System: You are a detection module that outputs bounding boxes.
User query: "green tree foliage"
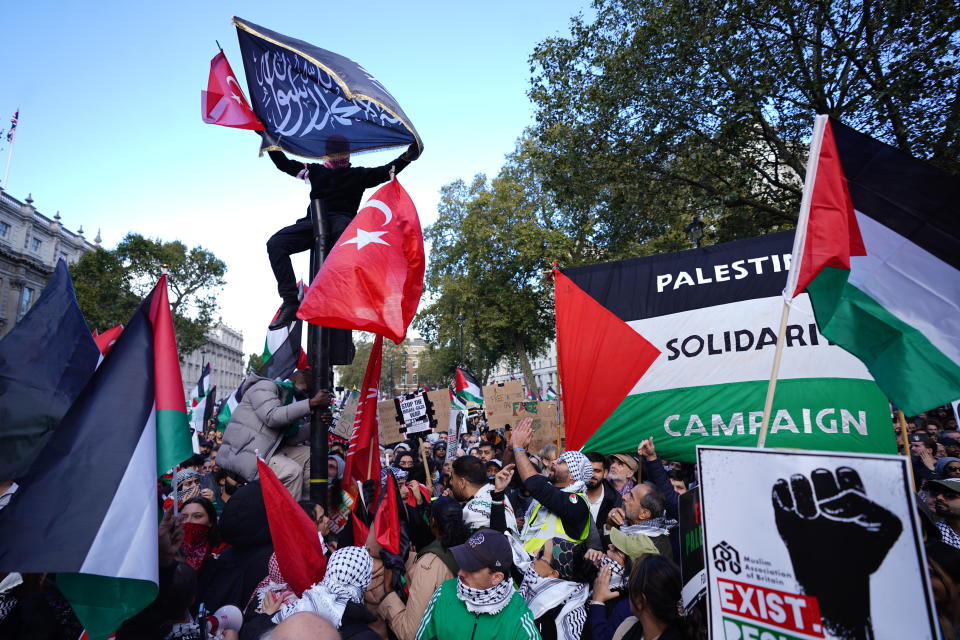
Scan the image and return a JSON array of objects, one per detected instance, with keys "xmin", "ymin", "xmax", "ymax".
[
  {"xmin": 415, "ymin": 143, "xmax": 564, "ymax": 389},
  {"xmin": 529, "ymin": 0, "xmax": 960, "ymax": 244},
  {"xmin": 335, "ymin": 335, "xmax": 419, "ymax": 396},
  {"xmin": 246, "ymin": 352, "xmax": 265, "ymax": 374},
  {"xmin": 71, "ymin": 233, "xmax": 227, "ymax": 357}
]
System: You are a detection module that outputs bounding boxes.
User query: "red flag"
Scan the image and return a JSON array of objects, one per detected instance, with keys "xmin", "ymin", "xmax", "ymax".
[
  {"xmin": 374, "ymin": 471, "xmax": 402, "ymax": 554},
  {"xmin": 297, "ymin": 179, "xmax": 425, "ymax": 344},
  {"xmin": 554, "ymin": 269, "xmax": 661, "ymax": 450},
  {"xmin": 92, "ymin": 324, "xmax": 123, "ymax": 356},
  {"xmin": 201, "ymin": 51, "xmax": 264, "ymax": 130},
  {"xmin": 343, "ymin": 335, "xmax": 383, "ymax": 487},
  {"xmin": 257, "ymin": 458, "xmax": 327, "ymax": 596}
]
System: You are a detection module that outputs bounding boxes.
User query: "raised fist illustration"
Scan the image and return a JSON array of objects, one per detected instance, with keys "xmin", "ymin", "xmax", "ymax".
[{"xmin": 772, "ymin": 467, "xmax": 902, "ymax": 640}]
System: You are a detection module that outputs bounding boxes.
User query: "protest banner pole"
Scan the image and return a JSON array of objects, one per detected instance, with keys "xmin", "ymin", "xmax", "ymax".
[
  {"xmin": 896, "ymin": 409, "xmax": 916, "ymax": 490},
  {"xmin": 758, "ymin": 117, "xmax": 827, "ymax": 449},
  {"xmin": 420, "ymin": 435, "xmax": 433, "ymax": 494},
  {"xmin": 757, "ymin": 302, "xmax": 791, "ymax": 448},
  {"xmin": 308, "ymin": 198, "xmax": 331, "ymax": 506},
  {"xmin": 171, "ymin": 464, "xmax": 179, "ymax": 517}
]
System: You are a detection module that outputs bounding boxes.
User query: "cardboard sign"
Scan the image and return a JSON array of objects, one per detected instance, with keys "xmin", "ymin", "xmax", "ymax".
[
  {"xmin": 527, "ymin": 401, "xmax": 563, "ymax": 454},
  {"xmin": 378, "ymin": 400, "xmax": 404, "ymax": 445},
  {"xmin": 395, "ymin": 390, "xmax": 432, "ymax": 435},
  {"xmin": 484, "ymin": 380, "xmax": 525, "ymax": 429},
  {"xmin": 698, "ymin": 446, "xmax": 939, "ymax": 640},
  {"xmin": 331, "ymin": 390, "xmax": 360, "ymax": 440},
  {"xmin": 426, "ymin": 389, "xmax": 451, "ymax": 433}
]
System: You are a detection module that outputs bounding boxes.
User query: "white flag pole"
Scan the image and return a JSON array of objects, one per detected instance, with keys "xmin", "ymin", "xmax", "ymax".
[
  {"xmin": 757, "ymin": 115, "xmax": 829, "ymax": 448},
  {"xmin": 1, "ymin": 108, "xmax": 18, "ymax": 187}
]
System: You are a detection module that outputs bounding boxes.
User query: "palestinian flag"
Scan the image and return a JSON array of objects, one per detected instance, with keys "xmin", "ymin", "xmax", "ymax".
[
  {"xmin": 556, "ymin": 233, "xmax": 894, "ymax": 461},
  {"xmin": 190, "ymin": 362, "xmax": 211, "ymax": 406},
  {"xmin": 0, "ymin": 275, "xmax": 192, "ymax": 639},
  {"xmin": 544, "ymin": 386, "xmax": 558, "ymax": 401},
  {"xmin": 786, "ymin": 116, "xmax": 960, "ymax": 415},
  {"xmin": 450, "ymin": 386, "xmax": 467, "ymax": 412},
  {"xmin": 455, "ymin": 367, "xmax": 483, "ymax": 404},
  {"xmin": 189, "ymin": 363, "xmax": 212, "ymax": 435},
  {"xmin": 261, "ymin": 286, "xmax": 307, "ymax": 381},
  {"xmin": 217, "ymin": 385, "xmax": 242, "ymax": 432}
]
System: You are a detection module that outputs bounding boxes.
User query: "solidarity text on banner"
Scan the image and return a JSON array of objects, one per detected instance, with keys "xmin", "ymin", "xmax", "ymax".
[
  {"xmin": 561, "ymin": 231, "xmax": 895, "ymax": 461},
  {"xmin": 698, "ymin": 446, "xmax": 938, "ymax": 640}
]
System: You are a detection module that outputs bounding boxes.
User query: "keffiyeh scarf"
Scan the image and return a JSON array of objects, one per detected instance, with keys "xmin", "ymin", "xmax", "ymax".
[
  {"xmin": 249, "ymin": 553, "xmax": 297, "ymax": 613},
  {"xmin": 557, "ymin": 450, "xmax": 591, "ymax": 494},
  {"xmin": 509, "ymin": 534, "xmax": 589, "ymax": 640},
  {"xmin": 274, "ymin": 546, "xmax": 372, "ymax": 628},
  {"xmin": 464, "ymin": 484, "xmax": 519, "ymax": 534},
  {"xmin": 456, "ymin": 576, "xmax": 515, "ymax": 615},
  {"xmin": 599, "ymin": 556, "xmax": 627, "ymax": 590},
  {"xmin": 622, "ymin": 514, "xmax": 678, "ymax": 538}
]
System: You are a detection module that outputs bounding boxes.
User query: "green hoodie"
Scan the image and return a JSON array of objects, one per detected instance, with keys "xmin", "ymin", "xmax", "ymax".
[{"xmin": 415, "ymin": 579, "xmax": 541, "ymax": 640}]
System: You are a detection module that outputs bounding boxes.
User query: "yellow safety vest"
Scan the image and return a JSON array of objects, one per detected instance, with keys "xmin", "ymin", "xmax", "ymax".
[{"xmin": 521, "ymin": 492, "xmax": 591, "ymax": 554}]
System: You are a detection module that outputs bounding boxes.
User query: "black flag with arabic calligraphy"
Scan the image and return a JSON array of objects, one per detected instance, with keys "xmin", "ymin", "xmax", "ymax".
[{"xmin": 233, "ymin": 16, "xmax": 422, "ymax": 160}]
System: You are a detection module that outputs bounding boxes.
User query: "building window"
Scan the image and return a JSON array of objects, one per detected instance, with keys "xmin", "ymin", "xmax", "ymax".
[
  {"xmin": 30, "ymin": 237, "xmax": 41, "ymax": 252},
  {"xmin": 59, "ymin": 251, "xmax": 69, "ymax": 264},
  {"xmin": 0, "ymin": 221, "xmax": 9, "ymax": 239},
  {"xmin": 18, "ymin": 287, "xmax": 34, "ymax": 319},
  {"xmin": 412, "ymin": 359, "xmax": 418, "ymax": 369}
]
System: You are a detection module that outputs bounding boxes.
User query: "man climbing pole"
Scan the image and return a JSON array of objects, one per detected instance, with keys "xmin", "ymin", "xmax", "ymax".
[{"xmin": 260, "ymin": 132, "xmax": 421, "ymax": 361}]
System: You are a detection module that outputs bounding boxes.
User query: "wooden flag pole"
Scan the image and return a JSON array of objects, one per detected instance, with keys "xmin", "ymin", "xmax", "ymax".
[
  {"xmin": 757, "ymin": 301, "xmax": 791, "ymax": 448},
  {"xmin": 897, "ymin": 409, "xmax": 916, "ymax": 491},
  {"xmin": 420, "ymin": 438, "xmax": 434, "ymax": 494}
]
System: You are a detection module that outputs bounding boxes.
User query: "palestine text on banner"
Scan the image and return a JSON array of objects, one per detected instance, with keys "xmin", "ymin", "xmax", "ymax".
[
  {"xmin": 233, "ymin": 17, "xmax": 421, "ymax": 160},
  {"xmin": 785, "ymin": 116, "xmax": 960, "ymax": 416},
  {"xmin": 559, "ymin": 232, "xmax": 895, "ymax": 461},
  {"xmin": 698, "ymin": 446, "xmax": 938, "ymax": 640},
  {"xmin": 0, "ymin": 274, "xmax": 192, "ymax": 639}
]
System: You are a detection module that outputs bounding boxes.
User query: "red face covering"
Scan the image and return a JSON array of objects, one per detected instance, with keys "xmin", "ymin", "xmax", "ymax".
[{"xmin": 180, "ymin": 521, "xmax": 212, "ymax": 571}]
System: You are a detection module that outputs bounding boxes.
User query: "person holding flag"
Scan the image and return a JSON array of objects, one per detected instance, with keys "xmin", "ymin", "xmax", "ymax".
[{"xmin": 261, "ymin": 133, "xmax": 422, "ymax": 336}]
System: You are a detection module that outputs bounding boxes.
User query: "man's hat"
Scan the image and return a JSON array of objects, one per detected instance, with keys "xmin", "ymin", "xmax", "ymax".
[
  {"xmin": 609, "ymin": 453, "xmax": 639, "ymax": 473},
  {"xmin": 450, "ymin": 528, "xmax": 512, "ymax": 573},
  {"xmin": 925, "ymin": 478, "xmax": 960, "ymax": 494},
  {"xmin": 909, "ymin": 434, "xmax": 934, "ymax": 447},
  {"xmin": 609, "ymin": 527, "xmax": 659, "ymax": 560}
]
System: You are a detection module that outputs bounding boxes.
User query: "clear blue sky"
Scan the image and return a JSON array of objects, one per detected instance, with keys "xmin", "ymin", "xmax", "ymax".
[{"xmin": 1, "ymin": 1, "xmax": 591, "ymax": 355}]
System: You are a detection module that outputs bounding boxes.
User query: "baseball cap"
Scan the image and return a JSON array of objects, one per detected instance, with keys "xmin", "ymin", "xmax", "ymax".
[
  {"xmin": 609, "ymin": 527, "xmax": 659, "ymax": 559},
  {"xmin": 450, "ymin": 528, "xmax": 513, "ymax": 573},
  {"xmin": 909, "ymin": 434, "xmax": 934, "ymax": 447},
  {"xmin": 925, "ymin": 478, "xmax": 960, "ymax": 494},
  {"xmin": 609, "ymin": 453, "xmax": 639, "ymax": 473}
]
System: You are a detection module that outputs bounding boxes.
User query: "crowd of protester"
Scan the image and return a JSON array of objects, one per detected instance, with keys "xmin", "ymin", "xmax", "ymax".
[{"xmin": 1, "ymin": 390, "xmax": 959, "ymax": 640}]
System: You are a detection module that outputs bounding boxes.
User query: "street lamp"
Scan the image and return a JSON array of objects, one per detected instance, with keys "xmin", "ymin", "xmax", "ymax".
[
  {"xmin": 456, "ymin": 314, "xmax": 465, "ymax": 365},
  {"xmin": 402, "ymin": 348, "xmax": 409, "ymax": 393},
  {"xmin": 685, "ymin": 214, "xmax": 705, "ymax": 248}
]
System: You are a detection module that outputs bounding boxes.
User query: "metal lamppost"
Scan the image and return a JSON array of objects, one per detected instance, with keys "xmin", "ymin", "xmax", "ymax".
[
  {"xmin": 388, "ymin": 354, "xmax": 396, "ymax": 397},
  {"xmin": 456, "ymin": 314, "xmax": 465, "ymax": 365},
  {"xmin": 685, "ymin": 214, "xmax": 706, "ymax": 248},
  {"xmin": 402, "ymin": 348, "xmax": 409, "ymax": 393}
]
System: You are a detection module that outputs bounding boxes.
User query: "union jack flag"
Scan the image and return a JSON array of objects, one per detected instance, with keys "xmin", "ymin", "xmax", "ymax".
[{"xmin": 6, "ymin": 109, "xmax": 18, "ymax": 143}]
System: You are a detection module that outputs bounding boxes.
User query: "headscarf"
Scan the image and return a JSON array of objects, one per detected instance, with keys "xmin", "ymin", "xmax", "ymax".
[
  {"xmin": 557, "ymin": 450, "xmax": 591, "ymax": 494},
  {"xmin": 174, "ymin": 468, "xmax": 201, "ymax": 503},
  {"xmin": 329, "ymin": 455, "xmax": 345, "ymax": 480},
  {"xmin": 511, "ymin": 535, "xmax": 589, "ymax": 640},
  {"xmin": 248, "ymin": 552, "xmax": 298, "ymax": 613},
  {"xmin": 273, "ymin": 546, "xmax": 373, "ymax": 627}
]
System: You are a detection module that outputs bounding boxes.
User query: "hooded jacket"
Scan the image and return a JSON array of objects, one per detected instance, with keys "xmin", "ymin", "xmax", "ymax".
[
  {"xmin": 198, "ymin": 482, "xmax": 273, "ymax": 612},
  {"xmin": 218, "ymin": 374, "xmax": 312, "ymax": 482}
]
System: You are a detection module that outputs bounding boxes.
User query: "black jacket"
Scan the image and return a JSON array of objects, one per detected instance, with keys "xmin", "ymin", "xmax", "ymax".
[
  {"xmin": 268, "ymin": 150, "xmax": 410, "ymax": 214},
  {"xmin": 198, "ymin": 482, "xmax": 273, "ymax": 613},
  {"xmin": 523, "ymin": 474, "xmax": 591, "ymax": 542},
  {"xmin": 591, "ymin": 480, "xmax": 623, "ymax": 546}
]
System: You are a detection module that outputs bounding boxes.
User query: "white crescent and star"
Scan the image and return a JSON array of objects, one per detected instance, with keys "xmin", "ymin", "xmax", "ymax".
[{"xmin": 339, "ymin": 200, "xmax": 394, "ymax": 250}]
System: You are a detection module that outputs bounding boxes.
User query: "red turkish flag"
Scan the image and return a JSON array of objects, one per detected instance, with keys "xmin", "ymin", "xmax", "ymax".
[
  {"xmin": 201, "ymin": 51, "xmax": 264, "ymax": 130},
  {"xmin": 297, "ymin": 179, "xmax": 425, "ymax": 343},
  {"xmin": 343, "ymin": 334, "xmax": 383, "ymax": 487},
  {"xmin": 92, "ymin": 324, "xmax": 123, "ymax": 356}
]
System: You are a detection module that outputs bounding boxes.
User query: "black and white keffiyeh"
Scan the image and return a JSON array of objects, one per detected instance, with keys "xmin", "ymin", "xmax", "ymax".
[
  {"xmin": 273, "ymin": 546, "xmax": 373, "ymax": 627},
  {"xmin": 557, "ymin": 450, "xmax": 591, "ymax": 494},
  {"xmin": 464, "ymin": 484, "xmax": 519, "ymax": 534},
  {"xmin": 599, "ymin": 556, "xmax": 627, "ymax": 590},
  {"xmin": 456, "ymin": 576, "xmax": 515, "ymax": 615}
]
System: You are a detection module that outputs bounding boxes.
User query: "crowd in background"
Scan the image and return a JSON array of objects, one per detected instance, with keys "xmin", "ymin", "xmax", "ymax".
[{"xmin": 1, "ymin": 386, "xmax": 959, "ymax": 640}]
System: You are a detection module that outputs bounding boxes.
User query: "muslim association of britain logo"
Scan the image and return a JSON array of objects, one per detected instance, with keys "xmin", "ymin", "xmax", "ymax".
[
  {"xmin": 468, "ymin": 532, "xmax": 485, "ymax": 548},
  {"xmin": 711, "ymin": 541, "xmax": 742, "ymax": 574}
]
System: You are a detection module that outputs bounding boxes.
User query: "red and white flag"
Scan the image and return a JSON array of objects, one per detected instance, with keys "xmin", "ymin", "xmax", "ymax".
[
  {"xmin": 297, "ymin": 179, "xmax": 425, "ymax": 344},
  {"xmin": 200, "ymin": 51, "xmax": 264, "ymax": 130},
  {"xmin": 343, "ymin": 335, "xmax": 383, "ymax": 487}
]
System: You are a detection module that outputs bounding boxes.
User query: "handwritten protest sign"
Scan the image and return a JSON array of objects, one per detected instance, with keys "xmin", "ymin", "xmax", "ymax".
[
  {"xmin": 331, "ymin": 390, "xmax": 360, "ymax": 440},
  {"xmin": 378, "ymin": 400, "xmax": 404, "ymax": 445},
  {"xmin": 426, "ymin": 389, "xmax": 451, "ymax": 432},
  {"xmin": 527, "ymin": 401, "xmax": 563, "ymax": 453},
  {"xmin": 484, "ymin": 380, "xmax": 525, "ymax": 429},
  {"xmin": 395, "ymin": 390, "xmax": 432, "ymax": 435}
]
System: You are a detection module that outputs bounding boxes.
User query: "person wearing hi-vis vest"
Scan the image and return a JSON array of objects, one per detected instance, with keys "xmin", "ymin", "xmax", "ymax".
[{"xmin": 509, "ymin": 418, "xmax": 595, "ymax": 554}]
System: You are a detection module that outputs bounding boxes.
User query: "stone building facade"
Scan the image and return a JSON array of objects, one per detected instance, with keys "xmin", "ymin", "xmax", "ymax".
[
  {"xmin": 180, "ymin": 323, "xmax": 245, "ymax": 400},
  {"xmin": 0, "ymin": 188, "xmax": 98, "ymax": 339}
]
